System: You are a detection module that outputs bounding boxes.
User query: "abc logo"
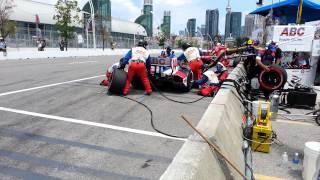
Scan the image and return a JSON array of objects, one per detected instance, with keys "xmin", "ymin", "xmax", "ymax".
[{"xmin": 280, "ymin": 27, "xmax": 305, "ymax": 36}]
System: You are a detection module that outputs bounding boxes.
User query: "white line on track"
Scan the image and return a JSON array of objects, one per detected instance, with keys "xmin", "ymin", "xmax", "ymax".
[
  {"xmin": 0, "ymin": 75, "xmax": 105, "ymax": 97},
  {"xmin": 69, "ymin": 61, "xmax": 98, "ymax": 65},
  {"xmin": 0, "ymin": 106, "xmax": 186, "ymax": 141}
]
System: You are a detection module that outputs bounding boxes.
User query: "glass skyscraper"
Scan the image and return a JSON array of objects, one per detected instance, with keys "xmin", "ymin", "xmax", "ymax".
[
  {"xmin": 205, "ymin": 9, "xmax": 219, "ymax": 39},
  {"xmin": 83, "ymin": 0, "xmax": 112, "ymax": 34},
  {"xmin": 187, "ymin": 18, "xmax": 196, "ymax": 37},
  {"xmin": 161, "ymin": 11, "xmax": 171, "ymax": 38},
  {"xmin": 225, "ymin": 12, "xmax": 242, "ymax": 38},
  {"xmin": 135, "ymin": 0, "xmax": 153, "ymax": 37}
]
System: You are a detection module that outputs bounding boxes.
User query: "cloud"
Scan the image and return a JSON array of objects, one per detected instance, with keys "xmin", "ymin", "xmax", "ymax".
[{"xmin": 111, "ymin": 0, "xmax": 141, "ymax": 20}]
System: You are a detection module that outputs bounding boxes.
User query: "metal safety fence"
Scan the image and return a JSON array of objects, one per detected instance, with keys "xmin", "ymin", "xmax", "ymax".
[{"xmin": 4, "ymin": 27, "xmax": 161, "ymax": 49}]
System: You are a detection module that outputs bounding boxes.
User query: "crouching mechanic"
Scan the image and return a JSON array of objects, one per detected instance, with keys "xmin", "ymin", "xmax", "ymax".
[
  {"xmin": 178, "ymin": 43, "xmax": 203, "ymax": 80},
  {"xmin": 100, "ymin": 62, "xmax": 120, "ymax": 86},
  {"xmin": 120, "ymin": 40, "xmax": 152, "ymax": 96},
  {"xmin": 255, "ymin": 41, "xmax": 282, "ymax": 73},
  {"xmin": 194, "ymin": 62, "xmax": 228, "ymax": 97}
]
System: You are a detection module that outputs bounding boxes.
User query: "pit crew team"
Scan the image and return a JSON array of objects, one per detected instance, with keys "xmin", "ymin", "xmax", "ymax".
[{"xmin": 100, "ymin": 39, "xmax": 282, "ymax": 97}]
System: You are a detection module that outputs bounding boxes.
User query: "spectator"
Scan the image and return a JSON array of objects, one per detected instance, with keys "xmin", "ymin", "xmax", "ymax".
[
  {"xmin": 59, "ymin": 39, "xmax": 65, "ymax": 51},
  {"xmin": 0, "ymin": 37, "xmax": 7, "ymax": 56},
  {"xmin": 37, "ymin": 39, "xmax": 46, "ymax": 51}
]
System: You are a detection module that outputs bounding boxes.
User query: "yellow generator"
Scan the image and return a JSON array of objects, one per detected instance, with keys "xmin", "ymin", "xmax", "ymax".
[{"xmin": 252, "ymin": 101, "xmax": 273, "ymax": 153}]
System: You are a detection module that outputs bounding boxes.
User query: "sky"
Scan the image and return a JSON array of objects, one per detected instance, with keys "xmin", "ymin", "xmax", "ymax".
[{"xmin": 33, "ymin": 0, "xmax": 320, "ymax": 35}]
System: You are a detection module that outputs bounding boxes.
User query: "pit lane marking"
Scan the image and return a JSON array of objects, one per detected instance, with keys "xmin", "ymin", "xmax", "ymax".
[
  {"xmin": 0, "ymin": 106, "xmax": 186, "ymax": 141},
  {"xmin": 0, "ymin": 75, "xmax": 105, "ymax": 97}
]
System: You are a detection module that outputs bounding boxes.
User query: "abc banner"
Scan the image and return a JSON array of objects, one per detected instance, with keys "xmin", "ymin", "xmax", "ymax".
[{"xmin": 272, "ymin": 25, "xmax": 315, "ymax": 52}]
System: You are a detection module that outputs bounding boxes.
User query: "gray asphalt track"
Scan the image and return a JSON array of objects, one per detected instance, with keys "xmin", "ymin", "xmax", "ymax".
[{"xmin": 0, "ymin": 56, "xmax": 212, "ymax": 179}]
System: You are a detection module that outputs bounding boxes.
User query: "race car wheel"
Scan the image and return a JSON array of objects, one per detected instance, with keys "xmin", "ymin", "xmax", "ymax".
[
  {"xmin": 182, "ymin": 70, "xmax": 193, "ymax": 92},
  {"xmin": 259, "ymin": 65, "xmax": 287, "ymax": 92},
  {"xmin": 108, "ymin": 69, "xmax": 127, "ymax": 95}
]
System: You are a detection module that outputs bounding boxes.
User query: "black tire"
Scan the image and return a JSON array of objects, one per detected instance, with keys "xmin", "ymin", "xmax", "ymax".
[
  {"xmin": 316, "ymin": 115, "xmax": 320, "ymax": 126},
  {"xmin": 259, "ymin": 65, "xmax": 287, "ymax": 92},
  {"xmin": 182, "ymin": 70, "xmax": 193, "ymax": 92},
  {"xmin": 108, "ymin": 69, "xmax": 127, "ymax": 95}
]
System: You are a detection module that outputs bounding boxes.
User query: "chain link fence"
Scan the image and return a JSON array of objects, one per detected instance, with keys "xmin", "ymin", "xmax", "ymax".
[{"xmin": 5, "ymin": 27, "xmax": 161, "ymax": 49}]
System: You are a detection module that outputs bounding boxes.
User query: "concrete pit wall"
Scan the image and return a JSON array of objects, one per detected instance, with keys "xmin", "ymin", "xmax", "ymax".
[{"xmin": 160, "ymin": 64, "xmax": 247, "ymax": 180}]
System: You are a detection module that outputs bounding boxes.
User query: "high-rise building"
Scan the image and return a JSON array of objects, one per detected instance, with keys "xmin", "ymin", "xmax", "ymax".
[
  {"xmin": 179, "ymin": 30, "xmax": 185, "ymax": 36},
  {"xmin": 225, "ymin": 0, "xmax": 232, "ymax": 38},
  {"xmin": 135, "ymin": 0, "xmax": 153, "ymax": 37},
  {"xmin": 201, "ymin": 25, "xmax": 206, "ymax": 35},
  {"xmin": 230, "ymin": 12, "xmax": 242, "ymax": 38},
  {"xmin": 205, "ymin": 9, "xmax": 219, "ymax": 39},
  {"xmin": 83, "ymin": 0, "xmax": 112, "ymax": 35},
  {"xmin": 187, "ymin": 18, "xmax": 196, "ymax": 37},
  {"xmin": 244, "ymin": 14, "xmax": 255, "ymax": 37},
  {"xmin": 160, "ymin": 11, "xmax": 171, "ymax": 38},
  {"xmin": 241, "ymin": 26, "xmax": 245, "ymax": 37},
  {"xmin": 224, "ymin": 0, "xmax": 242, "ymax": 39}
]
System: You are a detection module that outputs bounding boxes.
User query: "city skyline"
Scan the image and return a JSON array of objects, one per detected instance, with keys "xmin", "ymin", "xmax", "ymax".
[{"xmin": 29, "ymin": 0, "xmax": 320, "ymax": 35}]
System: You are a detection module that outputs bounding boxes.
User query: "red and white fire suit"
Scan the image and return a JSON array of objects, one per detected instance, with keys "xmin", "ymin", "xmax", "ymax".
[
  {"xmin": 195, "ymin": 62, "xmax": 229, "ymax": 97},
  {"xmin": 212, "ymin": 45, "xmax": 230, "ymax": 67},
  {"xmin": 100, "ymin": 62, "xmax": 119, "ymax": 86},
  {"xmin": 182, "ymin": 47, "xmax": 204, "ymax": 81},
  {"xmin": 123, "ymin": 47, "xmax": 152, "ymax": 95}
]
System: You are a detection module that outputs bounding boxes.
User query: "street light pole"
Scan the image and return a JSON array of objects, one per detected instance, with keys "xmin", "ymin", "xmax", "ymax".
[
  {"xmin": 206, "ymin": 34, "xmax": 214, "ymax": 49},
  {"xmin": 197, "ymin": 27, "xmax": 204, "ymax": 49},
  {"xmin": 134, "ymin": 33, "xmax": 135, "ymax": 46},
  {"xmin": 83, "ymin": 11, "xmax": 92, "ymax": 48},
  {"xmin": 89, "ymin": 0, "xmax": 96, "ymax": 49}
]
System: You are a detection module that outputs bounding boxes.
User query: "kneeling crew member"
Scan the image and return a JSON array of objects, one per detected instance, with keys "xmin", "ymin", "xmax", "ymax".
[
  {"xmin": 178, "ymin": 43, "xmax": 203, "ymax": 80},
  {"xmin": 194, "ymin": 62, "xmax": 228, "ymax": 97},
  {"xmin": 100, "ymin": 62, "xmax": 120, "ymax": 86},
  {"xmin": 120, "ymin": 40, "xmax": 152, "ymax": 96}
]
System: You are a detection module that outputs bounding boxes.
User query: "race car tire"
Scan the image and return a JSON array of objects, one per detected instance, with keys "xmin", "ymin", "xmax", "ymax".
[
  {"xmin": 259, "ymin": 65, "xmax": 287, "ymax": 92},
  {"xmin": 108, "ymin": 69, "xmax": 127, "ymax": 94},
  {"xmin": 182, "ymin": 69, "xmax": 193, "ymax": 92}
]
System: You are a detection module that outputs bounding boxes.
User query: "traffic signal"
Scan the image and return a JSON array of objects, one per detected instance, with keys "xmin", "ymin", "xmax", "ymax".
[{"xmin": 256, "ymin": 0, "xmax": 263, "ymax": 5}]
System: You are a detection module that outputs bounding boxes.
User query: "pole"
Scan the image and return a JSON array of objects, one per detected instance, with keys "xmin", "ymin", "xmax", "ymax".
[
  {"xmin": 181, "ymin": 115, "xmax": 248, "ymax": 180},
  {"xmin": 134, "ymin": 33, "xmax": 136, "ymax": 46},
  {"xmin": 296, "ymin": 0, "xmax": 304, "ymax": 24},
  {"xmin": 197, "ymin": 27, "xmax": 204, "ymax": 49},
  {"xmin": 89, "ymin": 0, "xmax": 96, "ymax": 49},
  {"xmin": 207, "ymin": 34, "xmax": 214, "ymax": 49}
]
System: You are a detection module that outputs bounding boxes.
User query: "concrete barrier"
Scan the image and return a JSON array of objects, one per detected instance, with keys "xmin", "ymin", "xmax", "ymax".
[
  {"xmin": 0, "ymin": 48, "xmax": 183, "ymax": 60},
  {"xmin": 160, "ymin": 64, "xmax": 247, "ymax": 180}
]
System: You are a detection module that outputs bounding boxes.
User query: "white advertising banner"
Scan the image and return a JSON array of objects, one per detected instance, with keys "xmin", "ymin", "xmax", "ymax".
[{"xmin": 272, "ymin": 25, "xmax": 315, "ymax": 52}]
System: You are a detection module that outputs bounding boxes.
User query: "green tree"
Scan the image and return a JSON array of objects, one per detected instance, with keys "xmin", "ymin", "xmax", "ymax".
[
  {"xmin": 0, "ymin": 0, "xmax": 16, "ymax": 38},
  {"xmin": 53, "ymin": 0, "xmax": 80, "ymax": 51},
  {"xmin": 157, "ymin": 33, "xmax": 166, "ymax": 48}
]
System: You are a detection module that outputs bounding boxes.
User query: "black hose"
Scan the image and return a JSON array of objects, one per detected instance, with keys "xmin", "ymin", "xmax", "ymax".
[
  {"xmin": 150, "ymin": 81, "xmax": 207, "ymax": 104},
  {"xmin": 278, "ymin": 108, "xmax": 291, "ymax": 114},
  {"xmin": 121, "ymin": 96, "xmax": 188, "ymax": 139}
]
